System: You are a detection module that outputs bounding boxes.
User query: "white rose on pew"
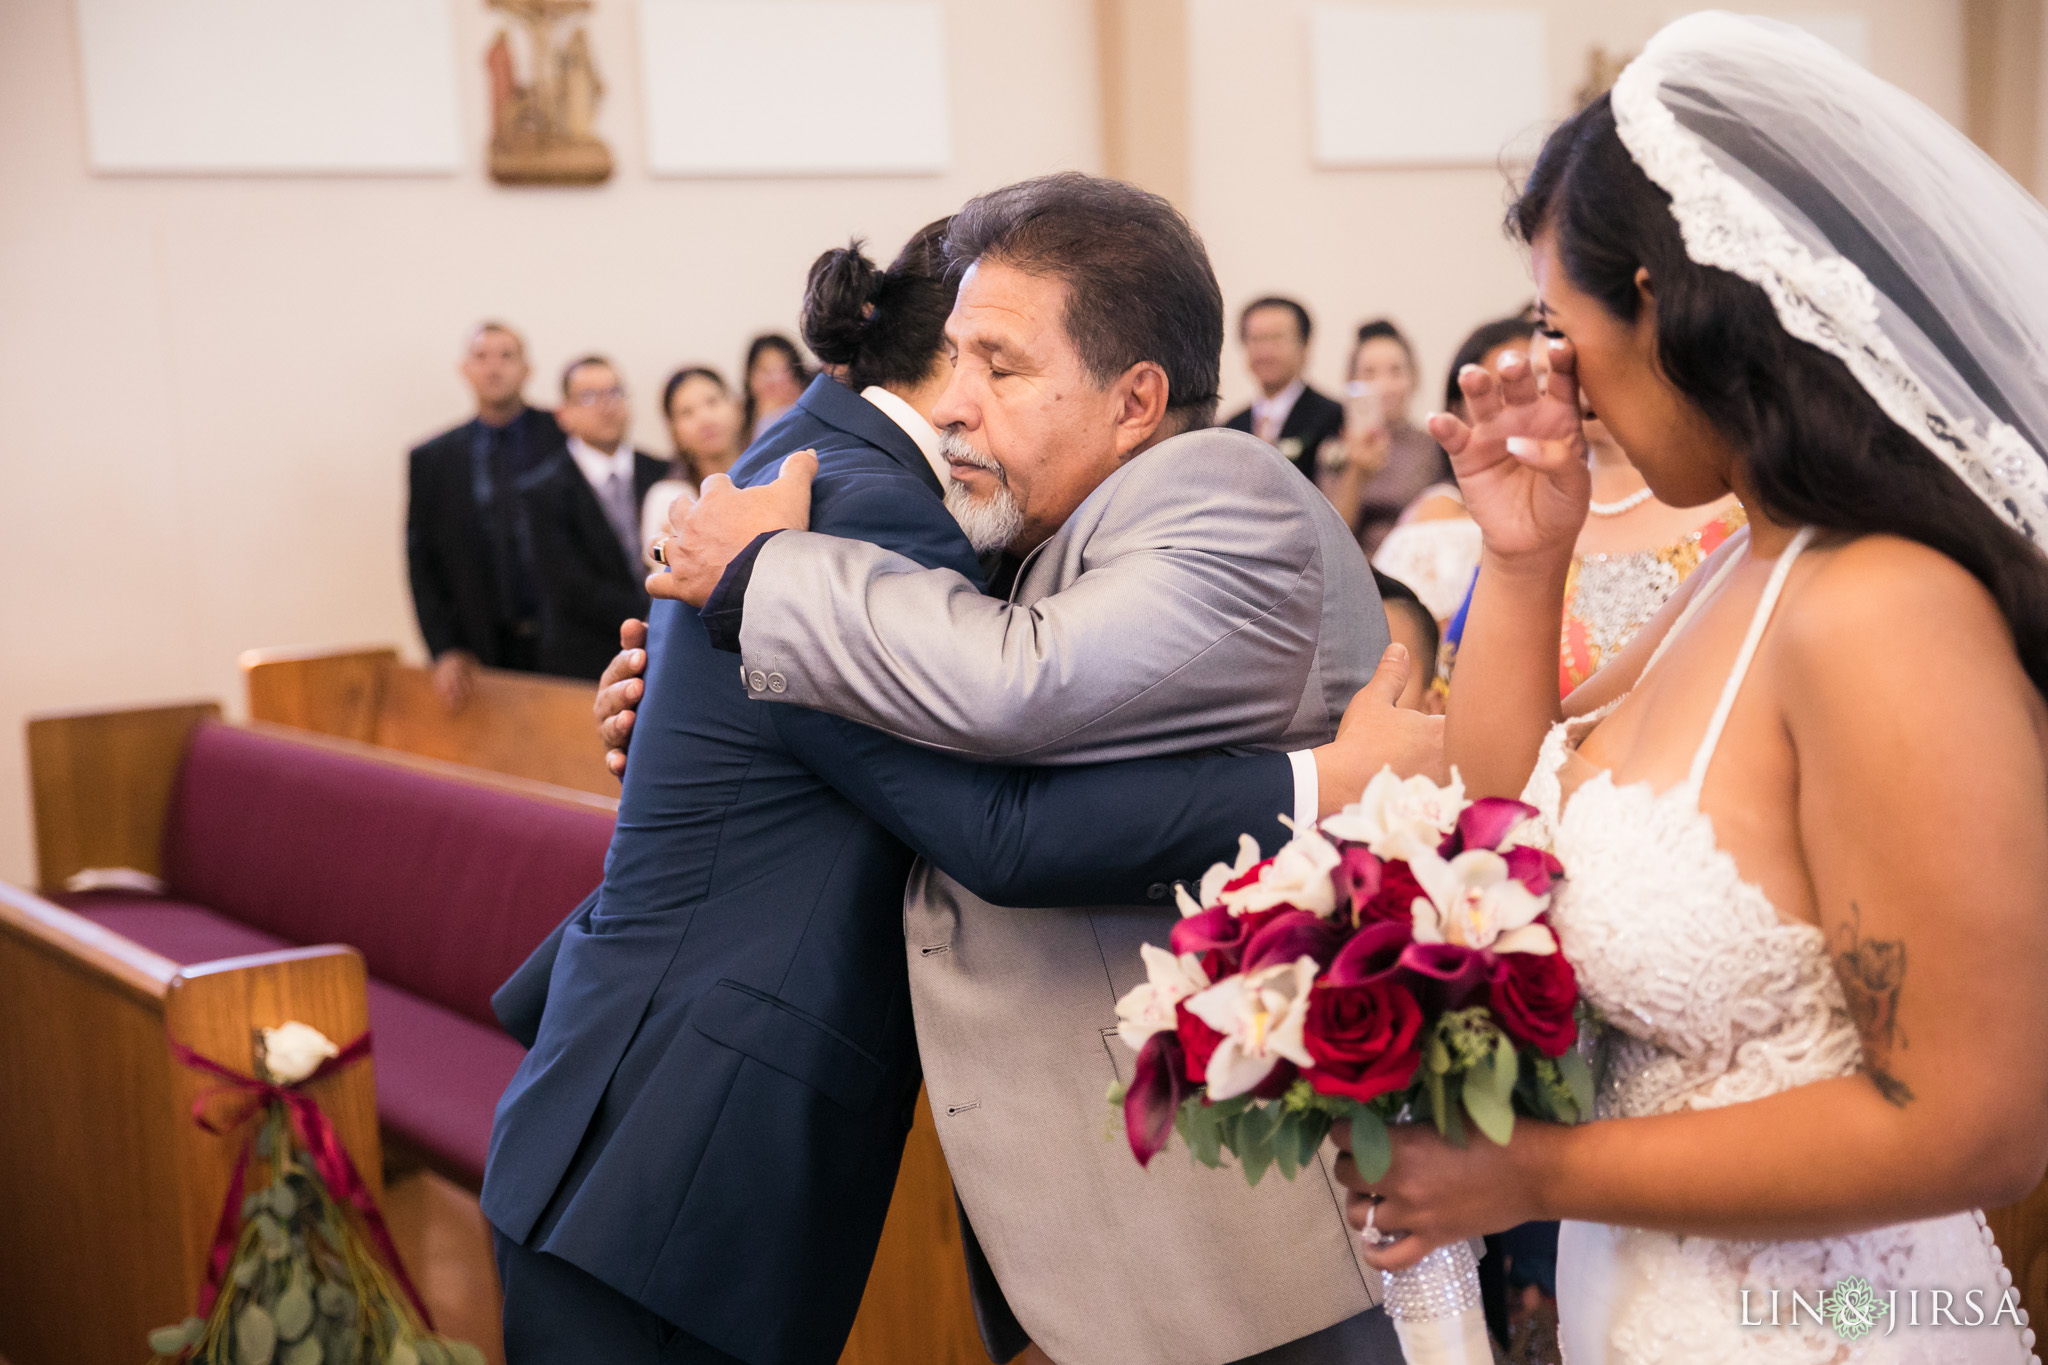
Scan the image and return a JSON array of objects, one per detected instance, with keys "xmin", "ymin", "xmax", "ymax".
[{"xmin": 259, "ymin": 1021, "xmax": 339, "ymax": 1085}]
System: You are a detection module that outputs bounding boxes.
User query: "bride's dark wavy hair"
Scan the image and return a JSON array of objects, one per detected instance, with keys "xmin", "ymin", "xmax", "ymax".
[{"xmin": 1514, "ymin": 92, "xmax": 2048, "ymax": 695}]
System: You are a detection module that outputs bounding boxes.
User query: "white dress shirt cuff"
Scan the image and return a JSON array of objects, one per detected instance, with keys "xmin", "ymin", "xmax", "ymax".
[{"xmin": 1287, "ymin": 749, "xmax": 1319, "ymax": 828}]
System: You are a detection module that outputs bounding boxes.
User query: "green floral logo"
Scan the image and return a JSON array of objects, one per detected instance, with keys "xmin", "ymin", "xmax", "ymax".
[{"xmin": 1822, "ymin": 1275, "xmax": 1884, "ymax": 1341}]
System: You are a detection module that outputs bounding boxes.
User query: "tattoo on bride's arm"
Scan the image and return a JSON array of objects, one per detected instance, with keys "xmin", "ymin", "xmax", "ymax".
[{"xmin": 1833, "ymin": 902, "xmax": 1913, "ymax": 1108}]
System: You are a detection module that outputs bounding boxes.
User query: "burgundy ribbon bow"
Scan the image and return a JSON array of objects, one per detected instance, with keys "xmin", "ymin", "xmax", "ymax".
[{"xmin": 171, "ymin": 1032, "xmax": 433, "ymax": 1327}]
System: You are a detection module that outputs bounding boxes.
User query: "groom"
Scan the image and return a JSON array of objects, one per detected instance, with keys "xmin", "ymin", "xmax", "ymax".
[{"xmin": 587, "ymin": 176, "xmax": 1428, "ymax": 1364}]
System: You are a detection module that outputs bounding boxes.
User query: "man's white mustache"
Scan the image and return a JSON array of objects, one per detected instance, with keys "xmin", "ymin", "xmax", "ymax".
[{"xmin": 939, "ymin": 432, "xmax": 1007, "ymax": 484}]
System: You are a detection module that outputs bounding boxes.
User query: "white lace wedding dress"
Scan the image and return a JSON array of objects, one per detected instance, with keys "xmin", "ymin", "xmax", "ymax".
[{"xmin": 1521, "ymin": 529, "xmax": 2037, "ymax": 1364}]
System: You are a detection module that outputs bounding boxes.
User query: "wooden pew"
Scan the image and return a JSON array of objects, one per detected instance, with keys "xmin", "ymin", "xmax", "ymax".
[
  {"xmin": 241, "ymin": 645, "xmax": 612, "ymax": 797},
  {"xmin": 0, "ymin": 899, "xmax": 377, "ymax": 1365},
  {"xmin": 240, "ymin": 650, "xmax": 992, "ymax": 1361},
  {"xmin": 7, "ymin": 702, "xmax": 383, "ymax": 1365}
]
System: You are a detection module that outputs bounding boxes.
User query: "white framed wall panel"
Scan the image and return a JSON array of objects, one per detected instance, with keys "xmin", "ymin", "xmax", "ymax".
[
  {"xmin": 639, "ymin": 0, "xmax": 950, "ymax": 176},
  {"xmin": 75, "ymin": 0, "xmax": 462, "ymax": 174},
  {"xmin": 1310, "ymin": 5, "xmax": 1549, "ymax": 168}
]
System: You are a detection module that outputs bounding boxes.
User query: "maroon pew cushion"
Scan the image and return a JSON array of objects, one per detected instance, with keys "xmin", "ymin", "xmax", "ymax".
[
  {"xmin": 160, "ymin": 723, "xmax": 613, "ymax": 1029},
  {"xmin": 66, "ymin": 892, "xmax": 521, "ymax": 1185}
]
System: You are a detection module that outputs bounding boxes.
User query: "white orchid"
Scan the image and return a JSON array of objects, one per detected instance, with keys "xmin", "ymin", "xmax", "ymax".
[
  {"xmin": 1215, "ymin": 824, "xmax": 1342, "ymax": 918},
  {"xmin": 1407, "ymin": 848, "xmax": 1557, "ymax": 956},
  {"xmin": 1186, "ymin": 956, "xmax": 1319, "ymax": 1100},
  {"xmin": 1320, "ymin": 766, "xmax": 1467, "ymax": 862},
  {"xmin": 1114, "ymin": 944, "xmax": 1211, "ymax": 1050},
  {"xmin": 259, "ymin": 1020, "xmax": 340, "ymax": 1085},
  {"xmin": 1195, "ymin": 834, "xmax": 1263, "ymax": 910}
]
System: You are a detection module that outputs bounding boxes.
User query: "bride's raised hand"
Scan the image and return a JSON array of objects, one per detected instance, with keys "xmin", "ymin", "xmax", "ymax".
[{"xmin": 1428, "ymin": 338, "xmax": 1591, "ymax": 568}]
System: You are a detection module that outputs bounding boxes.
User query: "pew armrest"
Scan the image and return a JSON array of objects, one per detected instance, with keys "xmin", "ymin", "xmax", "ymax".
[{"xmin": 26, "ymin": 701, "xmax": 220, "ymax": 894}]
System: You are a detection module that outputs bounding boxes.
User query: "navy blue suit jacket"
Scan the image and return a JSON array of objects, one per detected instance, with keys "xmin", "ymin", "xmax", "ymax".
[{"xmin": 483, "ymin": 376, "xmax": 1297, "ymax": 1365}]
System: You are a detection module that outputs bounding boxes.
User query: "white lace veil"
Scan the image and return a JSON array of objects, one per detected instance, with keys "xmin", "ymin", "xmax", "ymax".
[{"xmin": 1611, "ymin": 11, "xmax": 2048, "ymax": 544}]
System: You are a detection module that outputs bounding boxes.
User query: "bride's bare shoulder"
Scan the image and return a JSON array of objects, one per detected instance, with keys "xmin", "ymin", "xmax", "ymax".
[{"xmin": 1779, "ymin": 532, "xmax": 2018, "ymax": 691}]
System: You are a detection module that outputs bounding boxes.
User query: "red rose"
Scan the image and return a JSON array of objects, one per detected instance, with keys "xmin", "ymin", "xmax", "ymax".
[
  {"xmin": 1488, "ymin": 947, "xmax": 1579, "ymax": 1057},
  {"xmin": 1358, "ymin": 859, "xmax": 1425, "ymax": 925},
  {"xmin": 1176, "ymin": 1000, "xmax": 1224, "ymax": 1085},
  {"xmin": 1301, "ymin": 979, "xmax": 1424, "ymax": 1103}
]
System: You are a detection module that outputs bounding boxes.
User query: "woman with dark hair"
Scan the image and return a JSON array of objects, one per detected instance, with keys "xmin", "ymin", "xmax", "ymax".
[
  {"xmin": 637, "ymin": 365, "xmax": 744, "ymax": 557},
  {"xmin": 1334, "ymin": 16, "xmax": 2048, "ymax": 1363},
  {"xmin": 1319, "ymin": 317, "xmax": 1454, "ymax": 553},
  {"xmin": 740, "ymin": 332, "xmax": 814, "ymax": 443}
]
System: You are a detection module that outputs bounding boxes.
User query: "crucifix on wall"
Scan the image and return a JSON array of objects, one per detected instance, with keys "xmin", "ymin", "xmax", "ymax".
[{"xmin": 486, "ymin": 0, "xmax": 614, "ymax": 184}]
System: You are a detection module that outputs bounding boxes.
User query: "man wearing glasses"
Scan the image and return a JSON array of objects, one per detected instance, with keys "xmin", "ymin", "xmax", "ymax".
[{"xmin": 521, "ymin": 355, "xmax": 671, "ymax": 680}]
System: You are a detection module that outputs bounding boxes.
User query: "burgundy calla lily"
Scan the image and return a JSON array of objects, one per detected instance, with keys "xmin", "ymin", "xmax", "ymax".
[
  {"xmin": 1399, "ymin": 940, "xmax": 1492, "ymax": 1010},
  {"xmin": 1454, "ymin": 797, "xmax": 1540, "ymax": 854},
  {"xmin": 1503, "ymin": 844, "xmax": 1565, "ymax": 896},
  {"xmin": 1332, "ymin": 846, "xmax": 1382, "ymax": 921},
  {"xmin": 1325, "ymin": 918, "xmax": 1413, "ymax": 987},
  {"xmin": 1240, "ymin": 910, "xmax": 1346, "ymax": 975},
  {"xmin": 1124, "ymin": 1031, "xmax": 1191, "ymax": 1167}
]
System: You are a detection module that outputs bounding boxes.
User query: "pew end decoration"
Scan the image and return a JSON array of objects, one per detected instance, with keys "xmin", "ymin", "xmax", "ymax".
[
  {"xmin": 1107, "ymin": 768, "xmax": 1591, "ymax": 1365},
  {"xmin": 148, "ymin": 1022, "xmax": 484, "ymax": 1365}
]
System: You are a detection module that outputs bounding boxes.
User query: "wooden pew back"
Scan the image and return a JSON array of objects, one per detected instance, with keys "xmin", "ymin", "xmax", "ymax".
[{"xmin": 241, "ymin": 646, "xmax": 612, "ymax": 797}]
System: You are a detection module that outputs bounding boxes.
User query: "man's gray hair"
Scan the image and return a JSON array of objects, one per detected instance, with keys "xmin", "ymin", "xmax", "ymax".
[{"xmin": 945, "ymin": 173, "xmax": 1223, "ymax": 431}]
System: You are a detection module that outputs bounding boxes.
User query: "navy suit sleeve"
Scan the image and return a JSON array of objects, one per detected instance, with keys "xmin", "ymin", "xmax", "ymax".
[
  {"xmin": 772, "ymin": 459, "xmax": 1294, "ymax": 908},
  {"xmin": 774, "ymin": 706, "xmax": 1295, "ymax": 907}
]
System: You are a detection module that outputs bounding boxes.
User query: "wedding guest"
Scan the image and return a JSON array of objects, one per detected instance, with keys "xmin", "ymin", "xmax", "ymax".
[
  {"xmin": 740, "ymin": 332, "xmax": 812, "ymax": 443},
  {"xmin": 1319, "ymin": 319, "xmax": 1454, "ymax": 553},
  {"xmin": 1219, "ymin": 296, "xmax": 1343, "ymax": 479},
  {"xmin": 1371, "ymin": 314, "xmax": 1536, "ymax": 622},
  {"xmin": 638, "ymin": 366, "xmax": 743, "ymax": 556},
  {"xmin": 1375, "ymin": 570, "xmax": 1440, "ymax": 713},
  {"xmin": 406, "ymin": 321, "xmax": 564, "ymax": 710},
  {"xmin": 518, "ymin": 356, "xmax": 668, "ymax": 680}
]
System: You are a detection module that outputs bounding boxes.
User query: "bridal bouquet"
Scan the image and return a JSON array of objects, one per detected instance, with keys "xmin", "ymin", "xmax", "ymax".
[{"xmin": 1109, "ymin": 769, "xmax": 1590, "ymax": 1363}]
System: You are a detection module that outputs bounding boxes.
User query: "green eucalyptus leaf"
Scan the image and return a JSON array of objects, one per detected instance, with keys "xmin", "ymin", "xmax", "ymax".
[
  {"xmin": 236, "ymin": 1302, "xmax": 278, "ymax": 1365},
  {"xmin": 1183, "ymin": 1101, "xmax": 1224, "ymax": 1168},
  {"xmin": 1491, "ymin": 1036, "xmax": 1519, "ymax": 1104},
  {"xmin": 1273, "ymin": 1110, "xmax": 1302, "ymax": 1181},
  {"xmin": 1346, "ymin": 1105, "xmax": 1392, "ymax": 1182},
  {"xmin": 388, "ymin": 1341, "xmax": 420, "ymax": 1365},
  {"xmin": 269, "ymin": 1184, "xmax": 298, "ymax": 1220},
  {"xmin": 282, "ymin": 1336, "xmax": 322, "ymax": 1365},
  {"xmin": 444, "ymin": 1343, "xmax": 487, "ymax": 1365},
  {"xmin": 1440, "ymin": 1090, "xmax": 1469, "ymax": 1148},
  {"xmin": 1423, "ymin": 1066, "xmax": 1447, "ymax": 1136},
  {"xmin": 1462, "ymin": 1065, "xmax": 1516, "ymax": 1146},
  {"xmin": 414, "ymin": 1340, "xmax": 449, "ymax": 1365},
  {"xmin": 1427, "ymin": 1032, "xmax": 1452, "ymax": 1075},
  {"xmin": 1557, "ymin": 1047, "xmax": 1595, "ymax": 1121},
  {"xmin": 1297, "ymin": 1109, "xmax": 1334, "ymax": 1167},
  {"xmin": 233, "ymin": 1257, "xmax": 260, "ymax": 1289},
  {"xmin": 275, "ymin": 1281, "xmax": 314, "ymax": 1342},
  {"xmin": 315, "ymin": 1283, "xmax": 348, "ymax": 1318}
]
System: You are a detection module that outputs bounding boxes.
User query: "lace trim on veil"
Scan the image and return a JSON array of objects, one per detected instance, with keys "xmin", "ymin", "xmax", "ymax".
[{"xmin": 1609, "ymin": 54, "xmax": 2048, "ymax": 544}]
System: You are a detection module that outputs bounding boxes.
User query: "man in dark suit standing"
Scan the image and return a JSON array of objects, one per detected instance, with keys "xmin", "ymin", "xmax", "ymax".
[
  {"xmin": 519, "ymin": 356, "xmax": 669, "ymax": 681},
  {"xmin": 1220, "ymin": 296, "xmax": 1345, "ymax": 480},
  {"xmin": 405, "ymin": 322, "xmax": 564, "ymax": 708}
]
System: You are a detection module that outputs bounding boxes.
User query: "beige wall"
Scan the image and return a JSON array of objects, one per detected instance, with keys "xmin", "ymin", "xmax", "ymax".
[
  {"xmin": 0, "ymin": 0, "xmax": 1102, "ymax": 885},
  {"xmin": 1192, "ymin": 0, "xmax": 1968, "ymax": 419},
  {"xmin": 0, "ymin": 0, "xmax": 1984, "ymax": 885}
]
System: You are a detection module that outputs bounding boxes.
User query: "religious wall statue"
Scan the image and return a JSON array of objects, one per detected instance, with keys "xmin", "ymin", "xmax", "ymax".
[{"xmin": 486, "ymin": 0, "xmax": 614, "ymax": 185}]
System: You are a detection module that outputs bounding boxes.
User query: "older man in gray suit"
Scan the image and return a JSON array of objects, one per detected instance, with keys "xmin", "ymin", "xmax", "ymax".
[{"xmin": 624, "ymin": 176, "xmax": 1437, "ymax": 1365}]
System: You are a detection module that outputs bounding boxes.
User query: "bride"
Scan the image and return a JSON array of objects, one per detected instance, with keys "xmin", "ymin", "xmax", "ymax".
[{"xmin": 1333, "ymin": 14, "xmax": 2048, "ymax": 1363}]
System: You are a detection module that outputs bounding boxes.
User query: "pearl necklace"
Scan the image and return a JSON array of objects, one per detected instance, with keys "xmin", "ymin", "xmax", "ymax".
[{"xmin": 1587, "ymin": 486, "xmax": 1655, "ymax": 518}]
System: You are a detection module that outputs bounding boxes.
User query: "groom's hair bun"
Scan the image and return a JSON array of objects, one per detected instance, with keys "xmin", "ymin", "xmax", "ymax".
[{"xmin": 801, "ymin": 217, "xmax": 955, "ymax": 393}]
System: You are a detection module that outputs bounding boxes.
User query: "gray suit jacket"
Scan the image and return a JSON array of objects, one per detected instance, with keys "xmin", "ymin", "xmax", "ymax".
[{"xmin": 736, "ymin": 427, "xmax": 1390, "ymax": 1365}]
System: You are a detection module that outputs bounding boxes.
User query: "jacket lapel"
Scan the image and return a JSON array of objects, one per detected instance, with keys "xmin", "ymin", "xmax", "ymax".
[{"xmin": 791, "ymin": 376, "xmax": 945, "ymax": 499}]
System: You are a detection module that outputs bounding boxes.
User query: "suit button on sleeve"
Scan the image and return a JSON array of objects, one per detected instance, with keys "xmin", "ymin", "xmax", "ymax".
[
  {"xmin": 1147, "ymin": 882, "xmax": 1169, "ymax": 901},
  {"xmin": 748, "ymin": 670, "xmax": 767, "ymax": 692},
  {"xmin": 767, "ymin": 672, "xmax": 786, "ymax": 693}
]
